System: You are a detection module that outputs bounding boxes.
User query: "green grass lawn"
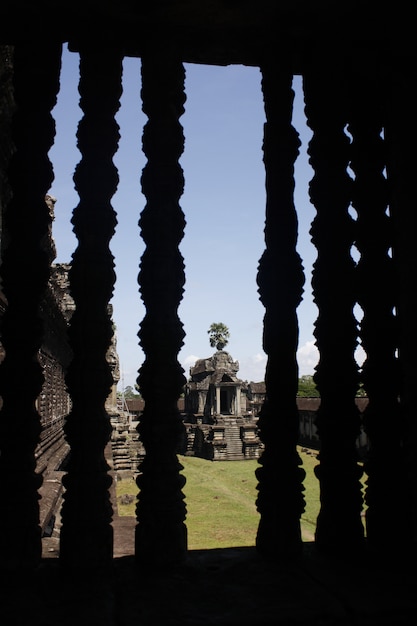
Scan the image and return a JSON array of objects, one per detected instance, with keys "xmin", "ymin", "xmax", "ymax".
[{"xmin": 115, "ymin": 447, "xmax": 366, "ymax": 549}]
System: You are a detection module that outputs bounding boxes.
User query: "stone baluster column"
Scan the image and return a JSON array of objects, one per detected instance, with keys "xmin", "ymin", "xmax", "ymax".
[
  {"xmin": 303, "ymin": 65, "xmax": 365, "ymax": 554},
  {"xmin": 255, "ymin": 63, "xmax": 306, "ymax": 558},
  {"xmin": 0, "ymin": 42, "xmax": 61, "ymax": 569},
  {"xmin": 59, "ymin": 45, "xmax": 122, "ymax": 568},
  {"xmin": 350, "ymin": 66, "xmax": 410, "ymax": 551},
  {"xmin": 384, "ymin": 61, "xmax": 417, "ymax": 553},
  {"xmin": 135, "ymin": 49, "xmax": 188, "ymax": 566}
]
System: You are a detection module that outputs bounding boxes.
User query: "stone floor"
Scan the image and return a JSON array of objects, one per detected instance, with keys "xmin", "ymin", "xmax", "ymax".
[
  {"xmin": 2, "ymin": 538, "xmax": 417, "ymax": 626},
  {"xmin": 7, "ymin": 485, "xmax": 417, "ymax": 626},
  {"xmin": 3, "ymin": 446, "xmax": 416, "ymax": 626}
]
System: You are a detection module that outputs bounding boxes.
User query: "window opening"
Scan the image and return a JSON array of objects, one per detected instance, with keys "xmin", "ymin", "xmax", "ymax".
[{"xmin": 47, "ymin": 50, "xmax": 325, "ymax": 551}]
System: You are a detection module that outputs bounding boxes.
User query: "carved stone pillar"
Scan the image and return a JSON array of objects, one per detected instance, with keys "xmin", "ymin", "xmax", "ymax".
[
  {"xmin": 0, "ymin": 42, "xmax": 61, "ymax": 569},
  {"xmin": 303, "ymin": 65, "xmax": 365, "ymax": 554},
  {"xmin": 350, "ymin": 65, "xmax": 410, "ymax": 551},
  {"xmin": 384, "ymin": 61, "xmax": 417, "ymax": 552},
  {"xmin": 236, "ymin": 386, "xmax": 241, "ymax": 415},
  {"xmin": 216, "ymin": 386, "xmax": 221, "ymax": 415},
  {"xmin": 135, "ymin": 49, "xmax": 187, "ymax": 566},
  {"xmin": 255, "ymin": 63, "xmax": 306, "ymax": 558},
  {"xmin": 59, "ymin": 45, "xmax": 122, "ymax": 567}
]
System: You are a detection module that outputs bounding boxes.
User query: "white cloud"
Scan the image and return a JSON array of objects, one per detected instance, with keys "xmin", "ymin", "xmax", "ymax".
[
  {"xmin": 297, "ymin": 340, "xmax": 319, "ymax": 375},
  {"xmin": 297, "ymin": 340, "xmax": 367, "ymax": 376},
  {"xmin": 355, "ymin": 345, "xmax": 366, "ymax": 367},
  {"xmin": 238, "ymin": 353, "xmax": 267, "ymax": 382},
  {"xmin": 183, "ymin": 354, "xmax": 199, "ymax": 366},
  {"xmin": 181, "ymin": 354, "xmax": 199, "ymax": 376}
]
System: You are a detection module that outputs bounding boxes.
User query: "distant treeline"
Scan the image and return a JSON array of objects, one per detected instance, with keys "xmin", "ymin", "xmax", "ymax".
[{"xmin": 297, "ymin": 375, "xmax": 366, "ymax": 398}]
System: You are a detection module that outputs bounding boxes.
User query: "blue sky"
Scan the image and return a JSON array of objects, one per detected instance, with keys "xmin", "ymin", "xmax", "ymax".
[{"xmin": 49, "ymin": 45, "xmax": 324, "ymax": 390}]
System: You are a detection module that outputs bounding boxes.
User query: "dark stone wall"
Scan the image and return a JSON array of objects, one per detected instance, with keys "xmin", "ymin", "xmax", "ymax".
[{"xmin": 0, "ymin": 45, "xmax": 14, "ymax": 262}]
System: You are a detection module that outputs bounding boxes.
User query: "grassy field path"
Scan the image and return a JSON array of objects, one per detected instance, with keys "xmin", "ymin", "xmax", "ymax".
[{"xmin": 116, "ymin": 448, "xmax": 323, "ymax": 549}]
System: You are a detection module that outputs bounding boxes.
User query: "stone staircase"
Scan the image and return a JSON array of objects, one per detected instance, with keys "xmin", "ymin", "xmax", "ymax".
[
  {"xmin": 224, "ymin": 420, "xmax": 244, "ymax": 460},
  {"xmin": 110, "ymin": 413, "xmax": 144, "ymax": 473}
]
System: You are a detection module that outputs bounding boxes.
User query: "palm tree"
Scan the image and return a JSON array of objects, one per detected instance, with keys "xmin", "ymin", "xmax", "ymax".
[{"xmin": 208, "ymin": 322, "xmax": 230, "ymax": 351}]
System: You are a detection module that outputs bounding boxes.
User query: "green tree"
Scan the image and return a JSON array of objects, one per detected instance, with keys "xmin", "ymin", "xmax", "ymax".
[
  {"xmin": 297, "ymin": 375, "xmax": 320, "ymax": 397},
  {"xmin": 208, "ymin": 322, "xmax": 230, "ymax": 351},
  {"xmin": 123, "ymin": 385, "xmax": 140, "ymax": 399}
]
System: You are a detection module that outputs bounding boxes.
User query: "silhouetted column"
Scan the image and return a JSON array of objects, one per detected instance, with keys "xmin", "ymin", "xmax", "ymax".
[
  {"xmin": 350, "ymin": 66, "xmax": 410, "ymax": 552},
  {"xmin": 0, "ymin": 42, "xmax": 61, "ymax": 569},
  {"xmin": 59, "ymin": 45, "xmax": 122, "ymax": 568},
  {"xmin": 135, "ymin": 49, "xmax": 187, "ymax": 566},
  {"xmin": 384, "ymin": 61, "xmax": 417, "ymax": 553},
  {"xmin": 303, "ymin": 65, "xmax": 365, "ymax": 554},
  {"xmin": 255, "ymin": 63, "xmax": 305, "ymax": 558}
]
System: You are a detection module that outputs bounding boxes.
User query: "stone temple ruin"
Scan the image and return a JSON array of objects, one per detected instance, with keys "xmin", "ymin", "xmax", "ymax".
[
  {"xmin": 182, "ymin": 350, "xmax": 262, "ymax": 461},
  {"xmin": 111, "ymin": 349, "xmax": 263, "ymax": 471}
]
